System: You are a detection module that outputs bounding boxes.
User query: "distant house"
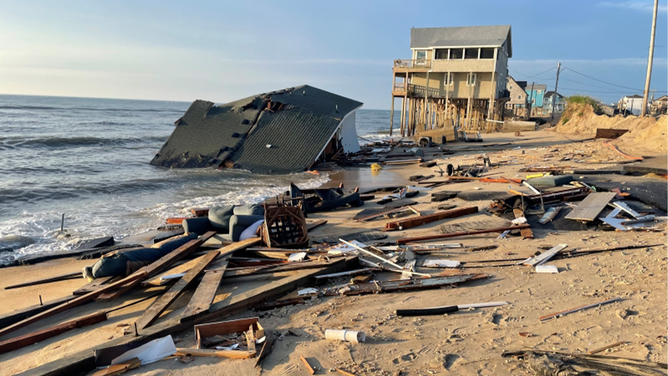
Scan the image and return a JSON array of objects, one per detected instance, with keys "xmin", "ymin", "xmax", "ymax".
[
  {"xmin": 543, "ymin": 91, "xmax": 566, "ymax": 114},
  {"xmin": 651, "ymin": 95, "xmax": 667, "ymax": 115},
  {"xmin": 525, "ymin": 83, "xmax": 547, "ymax": 116},
  {"xmin": 390, "ymin": 24, "xmax": 512, "ymax": 138},
  {"xmin": 151, "ymin": 85, "xmax": 362, "ymax": 174},
  {"xmin": 618, "ymin": 94, "xmax": 644, "ymax": 116},
  {"xmin": 597, "ymin": 102, "xmax": 615, "ymax": 117},
  {"xmin": 505, "ymin": 75, "xmax": 528, "ymax": 117}
]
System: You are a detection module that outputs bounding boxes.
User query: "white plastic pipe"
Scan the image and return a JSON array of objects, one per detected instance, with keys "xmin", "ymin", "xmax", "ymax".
[{"xmin": 325, "ymin": 329, "xmax": 366, "ymax": 343}]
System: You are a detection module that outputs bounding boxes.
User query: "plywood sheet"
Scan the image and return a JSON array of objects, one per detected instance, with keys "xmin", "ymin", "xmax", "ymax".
[{"xmin": 565, "ymin": 192, "xmax": 616, "ymax": 221}]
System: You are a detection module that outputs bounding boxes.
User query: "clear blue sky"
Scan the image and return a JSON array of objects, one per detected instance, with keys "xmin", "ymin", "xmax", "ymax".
[{"xmin": 1, "ymin": 0, "xmax": 665, "ymax": 108}]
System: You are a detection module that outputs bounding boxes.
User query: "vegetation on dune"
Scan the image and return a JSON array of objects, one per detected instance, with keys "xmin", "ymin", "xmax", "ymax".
[{"xmin": 561, "ymin": 96, "xmax": 601, "ymax": 124}]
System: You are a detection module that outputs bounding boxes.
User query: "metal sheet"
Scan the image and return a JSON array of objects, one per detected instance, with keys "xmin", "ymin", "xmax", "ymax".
[{"xmin": 565, "ymin": 192, "xmax": 617, "ymax": 221}]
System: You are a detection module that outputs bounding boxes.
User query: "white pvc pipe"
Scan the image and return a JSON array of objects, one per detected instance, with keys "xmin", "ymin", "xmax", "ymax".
[{"xmin": 325, "ymin": 329, "xmax": 366, "ymax": 343}]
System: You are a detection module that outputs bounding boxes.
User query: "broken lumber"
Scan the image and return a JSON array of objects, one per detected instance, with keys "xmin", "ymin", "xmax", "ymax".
[
  {"xmin": 0, "ymin": 272, "xmax": 146, "ymax": 339},
  {"xmin": 0, "ymin": 295, "xmax": 75, "ymax": 330},
  {"xmin": 254, "ymin": 298, "xmax": 305, "ymax": 311},
  {"xmin": 588, "ymin": 341, "xmax": 628, "ymax": 355},
  {"xmin": 4, "ymin": 272, "xmax": 82, "ymax": 290},
  {"xmin": 175, "ymin": 348, "xmax": 256, "ymax": 359},
  {"xmin": 96, "ymin": 231, "xmax": 217, "ymax": 302},
  {"xmin": 519, "ymin": 244, "xmax": 567, "ymax": 266},
  {"xmin": 384, "ymin": 206, "xmax": 478, "ymax": 231},
  {"xmin": 180, "ymin": 260, "xmax": 228, "ymax": 321},
  {"xmin": 0, "ymin": 311, "xmax": 107, "ymax": 355},
  {"xmin": 327, "ymin": 274, "xmax": 486, "ymax": 296},
  {"xmin": 512, "ymin": 208, "xmax": 533, "ymax": 239},
  {"xmin": 314, "ymin": 268, "xmax": 379, "ymax": 281},
  {"xmin": 301, "ymin": 355, "xmax": 316, "ymax": 374},
  {"xmin": 397, "ymin": 224, "xmax": 530, "ymax": 244},
  {"xmin": 92, "ymin": 358, "xmax": 141, "ymax": 376},
  {"xmin": 16, "ymin": 258, "xmax": 355, "ymax": 376},
  {"xmin": 135, "ymin": 250, "xmax": 220, "ymax": 331},
  {"xmin": 539, "ymin": 297, "xmax": 622, "ymax": 321}
]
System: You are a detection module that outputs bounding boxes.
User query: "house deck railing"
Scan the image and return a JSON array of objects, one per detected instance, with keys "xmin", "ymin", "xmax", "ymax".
[{"xmin": 393, "ymin": 59, "xmax": 432, "ymax": 69}]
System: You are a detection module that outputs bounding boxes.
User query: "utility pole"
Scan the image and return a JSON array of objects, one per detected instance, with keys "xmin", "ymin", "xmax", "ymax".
[
  {"xmin": 551, "ymin": 62, "xmax": 561, "ymax": 120},
  {"xmin": 527, "ymin": 81, "xmax": 535, "ymax": 118},
  {"xmin": 641, "ymin": 0, "xmax": 658, "ymax": 116}
]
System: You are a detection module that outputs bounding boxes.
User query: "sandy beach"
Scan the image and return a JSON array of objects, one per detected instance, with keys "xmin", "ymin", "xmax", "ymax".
[{"xmin": 0, "ymin": 129, "xmax": 665, "ymax": 376}]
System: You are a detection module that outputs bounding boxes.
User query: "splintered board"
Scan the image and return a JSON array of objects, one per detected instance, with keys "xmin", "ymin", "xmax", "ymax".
[{"xmin": 565, "ymin": 192, "xmax": 617, "ymax": 221}]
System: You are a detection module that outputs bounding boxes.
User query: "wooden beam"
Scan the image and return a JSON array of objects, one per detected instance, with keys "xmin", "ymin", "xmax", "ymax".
[
  {"xmin": 135, "ymin": 250, "xmax": 220, "ymax": 331},
  {"xmin": 384, "ymin": 207, "xmax": 478, "ymax": 231},
  {"xmin": 4, "ymin": 272, "xmax": 81, "ymax": 290},
  {"xmin": 0, "ymin": 311, "xmax": 107, "ymax": 355},
  {"xmin": 17, "ymin": 258, "xmax": 355, "ymax": 376},
  {"xmin": 0, "ymin": 272, "xmax": 145, "ymax": 339},
  {"xmin": 96, "ymin": 231, "xmax": 217, "ymax": 302},
  {"xmin": 179, "ymin": 261, "xmax": 228, "ymax": 321},
  {"xmin": 175, "ymin": 348, "xmax": 256, "ymax": 359},
  {"xmin": 397, "ymin": 224, "xmax": 531, "ymax": 244}
]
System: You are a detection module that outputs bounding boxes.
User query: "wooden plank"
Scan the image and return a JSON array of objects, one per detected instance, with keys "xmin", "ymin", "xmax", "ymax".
[
  {"xmin": 539, "ymin": 297, "xmax": 622, "ymax": 321},
  {"xmin": 595, "ymin": 128, "xmax": 629, "ymax": 140},
  {"xmin": 384, "ymin": 206, "xmax": 478, "ymax": 231},
  {"xmin": 4, "ymin": 272, "xmax": 81, "ymax": 290},
  {"xmin": 180, "ymin": 261, "xmax": 228, "ymax": 321},
  {"xmin": 0, "ymin": 295, "xmax": 75, "ymax": 330},
  {"xmin": 74, "ymin": 276, "xmax": 119, "ymax": 296},
  {"xmin": 588, "ymin": 341, "xmax": 628, "ymax": 354},
  {"xmin": 300, "ymin": 355, "xmax": 315, "ymax": 374},
  {"xmin": 396, "ymin": 224, "xmax": 530, "ymax": 244},
  {"xmin": 513, "ymin": 208, "xmax": 533, "ymax": 239},
  {"xmin": 142, "ymin": 256, "xmax": 208, "ymax": 287},
  {"xmin": 175, "ymin": 348, "xmax": 255, "ymax": 359},
  {"xmin": 0, "ymin": 311, "xmax": 107, "ymax": 355},
  {"xmin": 0, "ymin": 272, "xmax": 146, "ymax": 339},
  {"xmin": 135, "ymin": 251, "xmax": 220, "ymax": 331},
  {"xmin": 325, "ymin": 274, "xmax": 486, "ymax": 296},
  {"xmin": 518, "ymin": 244, "xmax": 568, "ymax": 266},
  {"xmin": 91, "ymin": 358, "xmax": 141, "ymax": 376},
  {"xmin": 96, "ymin": 231, "xmax": 217, "ymax": 302},
  {"xmin": 564, "ymin": 192, "xmax": 617, "ymax": 221},
  {"xmin": 17, "ymin": 258, "xmax": 355, "ymax": 376}
]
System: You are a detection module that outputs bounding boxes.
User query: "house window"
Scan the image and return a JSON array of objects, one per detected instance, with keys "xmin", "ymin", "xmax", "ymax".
[
  {"xmin": 435, "ymin": 49, "xmax": 448, "ymax": 59},
  {"xmin": 467, "ymin": 73, "xmax": 476, "ymax": 86},
  {"xmin": 450, "ymin": 48, "xmax": 463, "ymax": 59},
  {"xmin": 444, "ymin": 73, "xmax": 453, "ymax": 85},
  {"xmin": 464, "ymin": 48, "xmax": 479, "ymax": 59},
  {"xmin": 480, "ymin": 48, "xmax": 494, "ymax": 59},
  {"xmin": 537, "ymin": 90, "xmax": 542, "ymax": 94},
  {"xmin": 416, "ymin": 50, "xmax": 426, "ymax": 61},
  {"xmin": 518, "ymin": 95, "xmax": 521, "ymax": 99}
]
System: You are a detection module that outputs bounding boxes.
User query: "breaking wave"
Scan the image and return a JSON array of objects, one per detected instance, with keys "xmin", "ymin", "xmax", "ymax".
[{"xmin": 0, "ymin": 135, "xmax": 168, "ymax": 149}]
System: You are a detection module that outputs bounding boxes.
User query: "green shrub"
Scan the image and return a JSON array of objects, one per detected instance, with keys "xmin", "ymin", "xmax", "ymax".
[{"xmin": 567, "ymin": 95, "xmax": 601, "ymax": 113}]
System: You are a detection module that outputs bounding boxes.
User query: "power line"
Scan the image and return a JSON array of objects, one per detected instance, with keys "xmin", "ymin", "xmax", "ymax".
[
  {"xmin": 561, "ymin": 67, "xmax": 644, "ymax": 91},
  {"xmin": 510, "ymin": 66, "xmax": 556, "ymax": 80},
  {"xmin": 559, "ymin": 86, "xmax": 667, "ymax": 94},
  {"xmin": 558, "ymin": 76, "xmax": 642, "ymax": 92}
]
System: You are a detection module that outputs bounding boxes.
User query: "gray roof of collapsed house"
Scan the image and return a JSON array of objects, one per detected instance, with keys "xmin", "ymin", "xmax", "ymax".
[
  {"xmin": 150, "ymin": 85, "xmax": 362, "ymax": 174},
  {"xmin": 410, "ymin": 25, "xmax": 512, "ymax": 57}
]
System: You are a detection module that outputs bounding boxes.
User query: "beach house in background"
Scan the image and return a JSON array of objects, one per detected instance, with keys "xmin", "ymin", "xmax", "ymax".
[
  {"xmin": 618, "ymin": 94, "xmax": 644, "ymax": 116},
  {"xmin": 543, "ymin": 91, "xmax": 566, "ymax": 115},
  {"xmin": 505, "ymin": 75, "xmax": 528, "ymax": 118},
  {"xmin": 525, "ymin": 83, "xmax": 546, "ymax": 116},
  {"xmin": 150, "ymin": 85, "xmax": 362, "ymax": 174},
  {"xmin": 651, "ymin": 95, "xmax": 667, "ymax": 115},
  {"xmin": 390, "ymin": 25, "xmax": 512, "ymax": 140}
]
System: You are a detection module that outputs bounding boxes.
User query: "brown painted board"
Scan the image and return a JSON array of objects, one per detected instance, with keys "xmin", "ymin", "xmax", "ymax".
[
  {"xmin": 0, "ymin": 311, "xmax": 107, "ymax": 355},
  {"xmin": 194, "ymin": 317, "xmax": 263, "ymax": 349},
  {"xmin": 175, "ymin": 348, "xmax": 255, "ymax": 359},
  {"xmin": 384, "ymin": 206, "xmax": 478, "ymax": 231},
  {"xmin": 180, "ymin": 260, "xmax": 228, "ymax": 321},
  {"xmin": 0, "ymin": 272, "xmax": 145, "ymax": 339},
  {"xmin": 564, "ymin": 192, "xmax": 617, "ymax": 221},
  {"xmin": 135, "ymin": 250, "xmax": 220, "ymax": 331},
  {"xmin": 595, "ymin": 128, "xmax": 629, "ymax": 140}
]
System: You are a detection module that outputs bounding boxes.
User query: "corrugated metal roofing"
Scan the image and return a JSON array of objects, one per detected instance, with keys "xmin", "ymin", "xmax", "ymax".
[
  {"xmin": 150, "ymin": 85, "xmax": 362, "ymax": 173},
  {"xmin": 411, "ymin": 25, "xmax": 512, "ymax": 57}
]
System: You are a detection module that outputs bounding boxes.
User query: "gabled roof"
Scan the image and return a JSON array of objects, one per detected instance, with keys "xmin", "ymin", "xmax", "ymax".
[
  {"xmin": 151, "ymin": 85, "xmax": 363, "ymax": 173},
  {"xmin": 655, "ymin": 95, "xmax": 668, "ymax": 101},
  {"xmin": 525, "ymin": 83, "xmax": 547, "ymax": 91},
  {"xmin": 544, "ymin": 91, "xmax": 564, "ymax": 98},
  {"xmin": 508, "ymin": 75, "xmax": 527, "ymax": 90},
  {"xmin": 410, "ymin": 25, "xmax": 512, "ymax": 57}
]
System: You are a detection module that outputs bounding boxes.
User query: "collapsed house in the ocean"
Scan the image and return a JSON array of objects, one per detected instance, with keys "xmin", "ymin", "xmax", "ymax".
[{"xmin": 150, "ymin": 85, "xmax": 363, "ymax": 174}]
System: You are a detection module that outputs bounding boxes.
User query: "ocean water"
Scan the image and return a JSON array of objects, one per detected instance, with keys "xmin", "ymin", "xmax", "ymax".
[{"xmin": 0, "ymin": 95, "xmax": 394, "ymax": 265}]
